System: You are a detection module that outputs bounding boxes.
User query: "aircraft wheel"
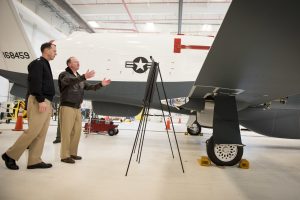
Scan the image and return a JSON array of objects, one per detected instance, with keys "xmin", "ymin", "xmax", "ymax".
[
  {"xmin": 206, "ymin": 136, "xmax": 243, "ymax": 166},
  {"xmin": 187, "ymin": 121, "xmax": 201, "ymax": 136},
  {"xmin": 114, "ymin": 129, "xmax": 119, "ymax": 135}
]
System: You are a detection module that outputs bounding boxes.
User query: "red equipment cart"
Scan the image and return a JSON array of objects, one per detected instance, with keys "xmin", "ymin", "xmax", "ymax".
[{"xmin": 84, "ymin": 118, "xmax": 119, "ymax": 136}]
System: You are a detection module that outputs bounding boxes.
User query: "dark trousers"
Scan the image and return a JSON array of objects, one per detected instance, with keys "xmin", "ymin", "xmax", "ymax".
[{"xmin": 55, "ymin": 106, "xmax": 61, "ymax": 140}]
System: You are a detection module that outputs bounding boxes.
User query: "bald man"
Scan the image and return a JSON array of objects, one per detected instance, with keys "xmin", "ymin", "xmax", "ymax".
[{"xmin": 58, "ymin": 57, "xmax": 111, "ymax": 164}]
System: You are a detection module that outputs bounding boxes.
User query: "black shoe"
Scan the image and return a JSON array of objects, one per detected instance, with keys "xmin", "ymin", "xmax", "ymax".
[
  {"xmin": 61, "ymin": 157, "xmax": 75, "ymax": 164},
  {"xmin": 53, "ymin": 139, "xmax": 61, "ymax": 144},
  {"xmin": 27, "ymin": 162, "xmax": 52, "ymax": 169},
  {"xmin": 2, "ymin": 153, "xmax": 19, "ymax": 170},
  {"xmin": 71, "ymin": 155, "xmax": 82, "ymax": 160}
]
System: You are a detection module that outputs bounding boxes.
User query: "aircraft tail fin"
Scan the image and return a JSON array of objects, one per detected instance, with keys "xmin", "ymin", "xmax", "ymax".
[{"xmin": 0, "ymin": 0, "xmax": 36, "ymax": 74}]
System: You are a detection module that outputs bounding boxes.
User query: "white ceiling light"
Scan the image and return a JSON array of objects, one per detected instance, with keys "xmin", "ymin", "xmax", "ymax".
[
  {"xmin": 88, "ymin": 21, "xmax": 100, "ymax": 28},
  {"xmin": 144, "ymin": 22, "xmax": 156, "ymax": 32},
  {"xmin": 202, "ymin": 24, "xmax": 212, "ymax": 31}
]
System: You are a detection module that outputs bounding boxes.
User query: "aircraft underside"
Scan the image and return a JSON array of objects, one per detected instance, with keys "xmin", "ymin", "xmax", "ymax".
[
  {"xmin": 2, "ymin": 69, "xmax": 300, "ymax": 166},
  {"xmin": 2, "ymin": 66, "xmax": 300, "ymax": 168}
]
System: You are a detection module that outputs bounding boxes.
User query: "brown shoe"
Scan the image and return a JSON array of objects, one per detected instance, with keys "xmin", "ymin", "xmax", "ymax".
[
  {"xmin": 61, "ymin": 157, "xmax": 75, "ymax": 164},
  {"xmin": 71, "ymin": 155, "xmax": 82, "ymax": 160}
]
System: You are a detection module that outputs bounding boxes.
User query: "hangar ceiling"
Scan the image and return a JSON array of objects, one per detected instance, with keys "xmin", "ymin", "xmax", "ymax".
[
  {"xmin": 19, "ymin": 0, "xmax": 231, "ymax": 36},
  {"xmin": 68, "ymin": 0, "xmax": 231, "ymax": 35}
]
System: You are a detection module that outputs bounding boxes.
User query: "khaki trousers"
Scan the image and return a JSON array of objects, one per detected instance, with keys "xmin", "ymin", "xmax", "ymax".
[
  {"xmin": 6, "ymin": 95, "xmax": 51, "ymax": 166},
  {"xmin": 60, "ymin": 106, "xmax": 82, "ymax": 159}
]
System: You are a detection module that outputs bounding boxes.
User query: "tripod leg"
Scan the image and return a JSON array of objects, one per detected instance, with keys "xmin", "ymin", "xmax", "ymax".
[
  {"xmin": 136, "ymin": 105, "xmax": 150, "ymax": 163},
  {"xmin": 157, "ymin": 66, "xmax": 185, "ymax": 173},
  {"xmin": 136, "ymin": 66, "xmax": 157, "ymax": 163},
  {"xmin": 136, "ymin": 107, "xmax": 148, "ymax": 161},
  {"xmin": 125, "ymin": 111, "xmax": 146, "ymax": 176},
  {"xmin": 169, "ymin": 114, "xmax": 185, "ymax": 173},
  {"xmin": 155, "ymin": 82, "xmax": 174, "ymax": 158},
  {"xmin": 133, "ymin": 108, "xmax": 146, "ymax": 153}
]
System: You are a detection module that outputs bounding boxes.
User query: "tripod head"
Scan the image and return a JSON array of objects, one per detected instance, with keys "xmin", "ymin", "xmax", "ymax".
[{"xmin": 150, "ymin": 56, "xmax": 154, "ymax": 62}]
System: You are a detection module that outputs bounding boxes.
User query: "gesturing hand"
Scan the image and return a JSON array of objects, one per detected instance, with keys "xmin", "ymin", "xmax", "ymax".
[
  {"xmin": 84, "ymin": 69, "xmax": 95, "ymax": 79},
  {"xmin": 102, "ymin": 78, "xmax": 111, "ymax": 86}
]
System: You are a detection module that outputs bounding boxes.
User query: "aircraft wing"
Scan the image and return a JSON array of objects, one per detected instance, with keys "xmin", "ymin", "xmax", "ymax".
[{"xmin": 189, "ymin": 0, "xmax": 300, "ymax": 110}]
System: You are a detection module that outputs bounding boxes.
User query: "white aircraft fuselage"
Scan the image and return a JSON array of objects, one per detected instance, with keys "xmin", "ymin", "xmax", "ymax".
[
  {"xmin": 0, "ymin": 0, "xmax": 213, "ymax": 116},
  {"xmin": 52, "ymin": 32, "xmax": 212, "ymax": 83}
]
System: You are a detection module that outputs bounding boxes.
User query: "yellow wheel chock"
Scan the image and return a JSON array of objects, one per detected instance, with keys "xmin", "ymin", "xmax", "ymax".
[
  {"xmin": 198, "ymin": 156, "xmax": 211, "ymax": 166},
  {"xmin": 239, "ymin": 159, "xmax": 250, "ymax": 169}
]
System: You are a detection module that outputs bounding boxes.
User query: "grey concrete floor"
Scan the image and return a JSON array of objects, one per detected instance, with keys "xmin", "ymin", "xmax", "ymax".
[{"xmin": 0, "ymin": 120, "xmax": 300, "ymax": 200}]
